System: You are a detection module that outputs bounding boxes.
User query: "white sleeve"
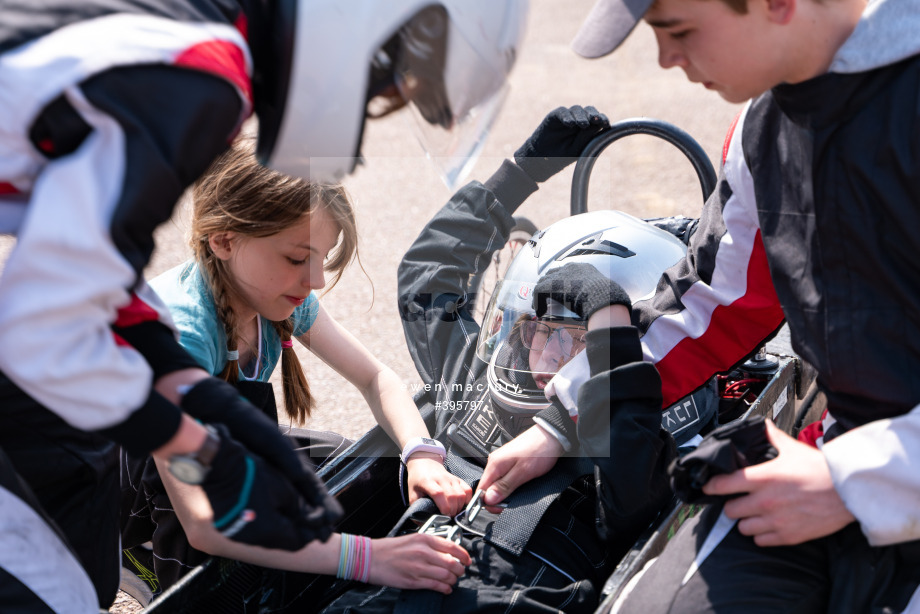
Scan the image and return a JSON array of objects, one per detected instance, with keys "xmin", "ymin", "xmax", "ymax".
[
  {"xmin": 543, "ymin": 349, "xmax": 590, "ymax": 418},
  {"xmin": 0, "ymin": 85, "xmax": 151, "ymax": 431},
  {"xmin": 822, "ymin": 404, "xmax": 920, "ymax": 546}
]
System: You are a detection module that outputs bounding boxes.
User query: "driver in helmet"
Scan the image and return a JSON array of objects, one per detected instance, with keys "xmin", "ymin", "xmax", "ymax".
[
  {"xmin": 469, "ymin": 207, "xmax": 714, "ymax": 464},
  {"xmin": 318, "ymin": 106, "xmax": 718, "ymax": 613},
  {"xmin": 0, "ymin": 1, "xmax": 527, "ymax": 610}
]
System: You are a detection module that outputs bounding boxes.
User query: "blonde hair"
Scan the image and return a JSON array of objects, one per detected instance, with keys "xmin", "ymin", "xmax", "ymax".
[{"xmin": 190, "ymin": 138, "xmax": 359, "ymax": 424}]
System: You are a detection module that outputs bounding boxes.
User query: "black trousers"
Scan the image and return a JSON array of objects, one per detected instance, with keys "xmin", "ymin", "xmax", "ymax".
[
  {"xmin": 0, "ymin": 372, "xmax": 121, "ymax": 610},
  {"xmin": 617, "ymin": 503, "xmax": 920, "ymax": 614}
]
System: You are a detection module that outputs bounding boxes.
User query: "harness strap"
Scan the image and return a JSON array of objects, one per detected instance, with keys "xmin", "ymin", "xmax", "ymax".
[
  {"xmin": 444, "ymin": 448, "xmax": 483, "ymax": 484},
  {"xmin": 386, "ymin": 497, "xmax": 439, "ymax": 537},
  {"xmin": 390, "ymin": 451, "xmax": 593, "ymax": 613},
  {"xmin": 446, "ymin": 449, "xmax": 594, "ymax": 556}
]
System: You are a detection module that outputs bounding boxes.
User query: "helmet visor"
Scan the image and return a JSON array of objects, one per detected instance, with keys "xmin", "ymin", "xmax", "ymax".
[
  {"xmin": 477, "ymin": 280, "xmax": 587, "ymax": 395},
  {"xmin": 395, "ymin": 5, "xmax": 513, "ymax": 189}
]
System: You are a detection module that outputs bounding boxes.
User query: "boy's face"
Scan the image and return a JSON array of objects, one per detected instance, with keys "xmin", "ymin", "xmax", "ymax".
[{"xmin": 645, "ymin": 0, "xmax": 788, "ymax": 103}]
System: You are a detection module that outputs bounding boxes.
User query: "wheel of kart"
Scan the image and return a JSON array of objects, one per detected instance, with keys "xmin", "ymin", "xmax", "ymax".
[{"xmin": 469, "ymin": 216, "xmax": 539, "ymax": 324}]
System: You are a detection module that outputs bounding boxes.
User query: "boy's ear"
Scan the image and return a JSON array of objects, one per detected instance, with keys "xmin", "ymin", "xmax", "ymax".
[
  {"xmin": 764, "ymin": 0, "xmax": 796, "ymax": 25},
  {"xmin": 208, "ymin": 232, "xmax": 236, "ymax": 260}
]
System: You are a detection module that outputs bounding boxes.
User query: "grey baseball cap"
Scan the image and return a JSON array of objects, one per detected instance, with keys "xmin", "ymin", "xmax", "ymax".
[{"xmin": 571, "ymin": 0, "xmax": 655, "ymax": 58}]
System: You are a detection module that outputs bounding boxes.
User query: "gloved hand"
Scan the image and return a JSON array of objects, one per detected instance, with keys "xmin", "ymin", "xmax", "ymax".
[
  {"xmin": 180, "ymin": 377, "xmax": 341, "ymax": 543},
  {"xmin": 533, "ymin": 262, "xmax": 631, "ymax": 320},
  {"xmin": 669, "ymin": 415, "xmax": 779, "ymax": 505},
  {"xmin": 514, "ymin": 105, "xmax": 610, "ymax": 183},
  {"xmin": 202, "ymin": 423, "xmax": 343, "ymax": 549}
]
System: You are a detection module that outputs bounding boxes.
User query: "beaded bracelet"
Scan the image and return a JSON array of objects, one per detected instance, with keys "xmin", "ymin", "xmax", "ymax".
[{"xmin": 336, "ymin": 533, "xmax": 372, "ymax": 583}]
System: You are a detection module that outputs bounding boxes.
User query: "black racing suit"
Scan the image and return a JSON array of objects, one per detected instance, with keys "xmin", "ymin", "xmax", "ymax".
[
  {"xmin": 618, "ymin": 1, "xmax": 920, "ymax": 610},
  {"xmin": 0, "ymin": 1, "xmax": 262, "ymax": 609},
  {"xmin": 321, "ymin": 161, "xmax": 682, "ymax": 613}
]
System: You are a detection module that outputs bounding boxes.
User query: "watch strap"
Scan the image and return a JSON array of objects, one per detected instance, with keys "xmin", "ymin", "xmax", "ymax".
[
  {"xmin": 196, "ymin": 425, "xmax": 220, "ymax": 468},
  {"xmin": 400, "ymin": 436, "xmax": 446, "ymax": 464},
  {"xmin": 168, "ymin": 425, "xmax": 221, "ymax": 484}
]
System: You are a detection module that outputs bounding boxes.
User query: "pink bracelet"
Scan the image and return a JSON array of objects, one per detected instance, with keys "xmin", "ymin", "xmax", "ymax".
[{"xmin": 336, "ymin": 533, "xmax": 372, "ymax": 583}]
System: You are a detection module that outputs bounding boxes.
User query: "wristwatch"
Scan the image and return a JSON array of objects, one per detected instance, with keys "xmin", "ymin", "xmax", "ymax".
[
  {"xmin": 168, "ymin": 425, "xmax": 221, "ymax": 485},
  {"xmin": 400, "ymin": 436, "xmax": 447, "ymax": 464}
]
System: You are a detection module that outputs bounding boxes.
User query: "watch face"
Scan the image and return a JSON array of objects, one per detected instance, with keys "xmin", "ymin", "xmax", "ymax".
[{"xmin": 169, "ymin": 457, "xmax": 206, "ymax": 485}]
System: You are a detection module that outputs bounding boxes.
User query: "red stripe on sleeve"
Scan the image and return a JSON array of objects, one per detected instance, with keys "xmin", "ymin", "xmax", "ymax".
[
  {"xmin": 234, "ymin": 12, "xmax": 248, "ymax": 41},
  {"xmin": 656, "ymin": 231, "xmax": 785, "ymax": 407},
  {"xmin": 797, "ymin": 420, "xmax": 824, "ymax": 448},
  {"xmin": 722, "ymin": 111, "xmax": 743, "ymax": 167},
  {"xmin": 174, "ymin": 40, "xmax": 252, "ymax": 104},
  {"xmin": 0, "ymin": 182, "xmax": 20, "ymax": 195},
  {"xmin": 115, "ymin": 293, "xmax": 161, "ymax": 328}
]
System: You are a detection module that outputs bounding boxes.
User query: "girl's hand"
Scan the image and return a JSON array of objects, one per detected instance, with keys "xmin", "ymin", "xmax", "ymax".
[
  {"xmin": 369, "ymin": 533, "xmax": 471, "ymax": 594},
  {"xmin": 406, "ymin": 455, "xmax": 472, "ymax": 516}
]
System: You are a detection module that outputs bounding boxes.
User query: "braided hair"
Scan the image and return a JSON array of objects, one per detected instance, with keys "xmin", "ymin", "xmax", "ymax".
[{"xmin": 190, "ymin": 137, "xmax": 359, "ymax": 424}]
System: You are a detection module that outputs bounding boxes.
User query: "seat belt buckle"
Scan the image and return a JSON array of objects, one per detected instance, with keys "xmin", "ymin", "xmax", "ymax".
[
  {"xmin": 418, "ymin": 514, "xmax": 462, "ymax": 544},
  {"xmin": 463, "ymin": 489, "xmax": 485, "ymax": 524}
]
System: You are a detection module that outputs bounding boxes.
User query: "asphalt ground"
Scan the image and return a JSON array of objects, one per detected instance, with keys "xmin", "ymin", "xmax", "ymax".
[{"xmin": 0, "ymin": 4, "xmax": 744, "ymax": 610}]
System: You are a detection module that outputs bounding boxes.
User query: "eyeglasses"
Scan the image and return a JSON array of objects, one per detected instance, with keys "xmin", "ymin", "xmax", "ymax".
[{"xmin": 519, "ymin": 320, "xmax": 587, "ymax": 358}]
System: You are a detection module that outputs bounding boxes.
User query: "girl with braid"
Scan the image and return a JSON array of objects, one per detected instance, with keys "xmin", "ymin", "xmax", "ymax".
[{"xmin": 120, "ymin": 139, "xmax": 471, "ymax": 603}]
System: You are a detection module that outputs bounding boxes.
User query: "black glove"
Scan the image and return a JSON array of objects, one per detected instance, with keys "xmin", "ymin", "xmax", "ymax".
[
  {"xmin": 202, "ymin": 424, "xmax": 343, "ymax": 550},
  {"xmin": 514, "ymin": 105, "xmax": 609, "ymax": 183},
  {"xmin": 181, "ymin": 378, "xmax": 342, "ymax": 540},
  {"xmin": 669, "ymin": 415, "xmax": 779, "ymax": 505},
  {"xmin": 533, "ymin": 262, "xmax": 631, "ymax": 320}
]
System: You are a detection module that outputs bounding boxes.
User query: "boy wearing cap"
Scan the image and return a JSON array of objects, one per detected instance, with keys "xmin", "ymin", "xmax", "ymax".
[{"xmin": 564, "ymin": 0, "xmax": 920, "ymax": 611}]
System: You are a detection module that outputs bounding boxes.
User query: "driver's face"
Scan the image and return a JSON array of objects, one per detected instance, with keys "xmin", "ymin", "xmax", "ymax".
[{"xmin": 527, "ymin": 321, "xmax": 587, "ymax": 389}]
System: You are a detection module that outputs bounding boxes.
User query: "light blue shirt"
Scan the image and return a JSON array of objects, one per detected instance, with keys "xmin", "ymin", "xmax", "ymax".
[{"xmin": 150, "ymin": 261, "xmax": 319, "ymax": 381}]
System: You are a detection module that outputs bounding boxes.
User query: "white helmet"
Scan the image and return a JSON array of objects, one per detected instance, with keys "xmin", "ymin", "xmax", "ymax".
[
  {"xmin": 476, "ymin": 210, "xmax": 687, "ymax": 416},
  {"xmin": 255, "ymin": 0, "xmax": 529, "ymax": 188}
]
